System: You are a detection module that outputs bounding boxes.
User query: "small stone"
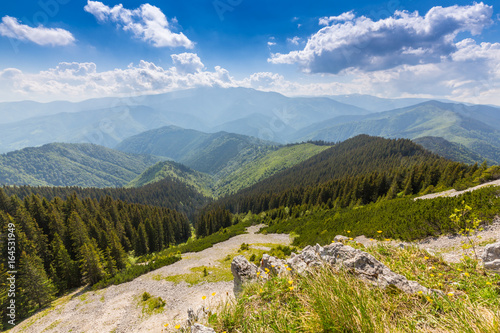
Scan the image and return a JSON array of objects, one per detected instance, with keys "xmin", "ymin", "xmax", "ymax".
[
  {"xmin": 483, "ymin": 242, "xmax": 500, "ymax": 273},
  {"xmin": 191, "ymin": 323, "xmax": 216, "ymax": 333}
]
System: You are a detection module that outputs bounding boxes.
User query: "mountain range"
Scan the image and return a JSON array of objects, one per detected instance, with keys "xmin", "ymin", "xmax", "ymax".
[
  {"xmin": 0, "ymin": 143, "xmax": 160, "ymax": 187},
  {"xmin": 0, "ymin": 87, "xmax": 368, "ymax": 153}
]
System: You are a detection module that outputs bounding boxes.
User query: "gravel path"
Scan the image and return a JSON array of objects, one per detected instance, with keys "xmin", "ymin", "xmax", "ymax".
[
  {"xmin": 10, "ymin": 225, "xmax": 290, "ymax": 333},
  {"xmin": 414, "ymin": 179, "xmax": 500, "ymax": 200}
]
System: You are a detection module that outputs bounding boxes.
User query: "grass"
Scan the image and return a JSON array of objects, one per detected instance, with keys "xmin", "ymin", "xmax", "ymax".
[
  {"xmin": 209, "ymin": 244, "xmax": 500, "ymax": 332},
  {"xmin": 138, "ymin": 292, "xmax": 166, "ymax": 315},
  {"xmin": 92, "ymin": 254, "xmax": 181, "ymax": 290},
  {"xmin": 158, "ymin": 243, "xmax": 294, "ymax": 287},
  {"xmin": 41, "ymin": 319, "xmax": 61, "ymax": 332}
]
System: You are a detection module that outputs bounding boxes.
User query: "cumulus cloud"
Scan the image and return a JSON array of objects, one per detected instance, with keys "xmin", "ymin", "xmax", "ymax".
[
  {"xmin": 319, "ymin": 11, "xmax": 355, "ymax": 25},
  {"xmin": 269, "ymin": 3, "xmax": 493, "ymax": 74},
  {"xmin": 0, "ymin": 55, "xmax": 236, "ymax": 101},
  {"xmin": 287, "ymin": 36, "xmax": 301, "ymax": 45},
  {"xmin": 84, "ymin": 1, "xmax": 193, "ymax": 48},
  {"xmin": 171, "ymin": 53, "xmax": 204, "ymax": 74},
  {"xmin": 0, "ymin": 16, "xmax": 75, "ymax": 46}
]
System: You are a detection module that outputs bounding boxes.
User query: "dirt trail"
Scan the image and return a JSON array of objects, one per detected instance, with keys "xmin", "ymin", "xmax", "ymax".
[
  {"xmin": 11, "ymin": 225, "xmax": 290, "ymax": 333},
  {"xmin": 414, "ymin": 179, "xmax": 500, "ymax": 200}
]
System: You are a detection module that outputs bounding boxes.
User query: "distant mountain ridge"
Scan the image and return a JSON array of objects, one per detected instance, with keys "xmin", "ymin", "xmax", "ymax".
[
  {"xmin": 295, "ymin": 101, "xmax": 500, "ymax": 164},
  {"xmin": 0, "ymin": 143, "xmax": 160, "ymax": 187},
  {"xmin": 413, "ymin": 136, "xmax": 488, "ymax": 165},
  {"xmin": 0, "ymin": 87, "xmax": 369, "ymax": 153},
  {"xmin": 127, "ymin": 142, "xmax": 330, "ymax": 197},
  {"xmin": 115, "ymin": 125, "xmax": 277, "ymax": 175}
]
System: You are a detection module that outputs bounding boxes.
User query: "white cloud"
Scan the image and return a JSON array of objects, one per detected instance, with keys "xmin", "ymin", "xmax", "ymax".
[
  {"xmin": 0, "ymin": 16, "xmax": 75, "ymax": 46},
  {"xmin": 84, "ymin": 1, "xmax": 193, "ymax": 48},
  {"xmin": 171, "ymin": 53, "xmax": 204, "ymax": 74},
  {"xmin": 287, "ymin": 36, "xmax": 301, "ymax": 45},
  {"xmin": 1, "ymin": 46, "xmax": 500, "ymax": 106},
  {"xmin": 270, "ymin": 3, "xmax": 493, "ymax": 74},
  {"xmin": 267, "ymin": 41, "xmax": 276, "ymax": 46},
  {"xmin": 319, "ymin": 11, "xmax": 355, "ymax": 25},
  {"xmin": 0, "ymin": 55, "xmax": 235, "ymax": 102}
]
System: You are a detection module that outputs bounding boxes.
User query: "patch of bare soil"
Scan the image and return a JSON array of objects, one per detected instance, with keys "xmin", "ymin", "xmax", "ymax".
[{"xmin": 10, "ymin": 225, "xmax": 290, "ymax": 333}]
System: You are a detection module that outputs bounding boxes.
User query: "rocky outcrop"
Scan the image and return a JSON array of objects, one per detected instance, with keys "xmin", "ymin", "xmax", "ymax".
[
  {"xmin": 231, "ymin": 255, "xmax": 259, "ymax": 295},
  {"xmin": 191, "ymin": 323, "xmax": 216, "ymax": 333},
  {"xmin": 482, "ymin": 242, "xmax": 500, "ymax": 273},
  {"xmin": 232, "ymin": 240, "xmax": 439, "ymax": 296}
]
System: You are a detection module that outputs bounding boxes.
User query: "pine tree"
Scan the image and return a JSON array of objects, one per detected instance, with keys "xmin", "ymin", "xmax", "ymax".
[
  {"xmin": 49, "ymin": 233, "xmax": 80, "ymax": 292},
  {"xmin": 79, "ymin": 241, "xmax": 107, "ymax": 285},
  {"xmin": 18, "ymin": 252, "xmax": 56, "ymax": 312}
]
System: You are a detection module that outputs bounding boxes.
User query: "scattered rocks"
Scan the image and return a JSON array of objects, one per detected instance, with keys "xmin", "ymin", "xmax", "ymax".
[
  {"xmin": 482, "ymin": 242, "xmax": 500, "ymax": 273},
  {"xmin": 232, "ymin": 242, "xmax": 439, "ymax": 296},
  {"xmin": 191, "ymin": 323, "xmax": 216, "ymax": 333}
]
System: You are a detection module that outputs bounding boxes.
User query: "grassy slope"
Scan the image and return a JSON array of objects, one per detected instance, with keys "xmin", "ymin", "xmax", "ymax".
[
  {"xmin": 126, "ymin": 160, "xmax": 214, "ymax": 197},
  {"xmin": 413, "ymin": 136, "xmax": 488, "ymax": 165},
  {"xmin": 127, "ymin": 143, "xmax": 330, "ymax": 197},
  {"xmin": 213, "ymin": 143, "xmax": 330, "ymax": 196},
  {"xmin": 211, "ymin": 244, "xmax": 500, "ymax": 332},
  {"xmin": 0, "ymin": 143, "xmax": 160, "ymax": 187}
]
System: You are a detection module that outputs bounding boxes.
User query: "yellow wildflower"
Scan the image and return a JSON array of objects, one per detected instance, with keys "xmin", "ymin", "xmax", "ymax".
[
  {"xmin": 424, "ymin": 256, "xmax": 429, "ymax": 260},
  {"xmin": 288, "ymin": 280, "xmax": 293, "ymax": 285},
  {"xmin": 486, "ymin": 282, "xmax": 492, "ymax": 285},
  {"xmin": 377, "ymin": 230, "xmax": 382, "ymax": 233},
  {"xmin": 464, "ymin": 272, "xmax": 470, "ymax": 277},
  {"xmin": 288, "ymin": 286, "xmax": 294, "ymax": 291},
  {"xmin": 175, "ymin": 324, "xmax": 181, "ymax": 329},
  {"xmin": 212, "ymin": 292, "xmax": 216, "ymax": 296},
  {"xmin": 417, "ymin": 291, "xmax": 423, "ymax": 295},
  {"xmin": 347, "ymin": 230, "xmax": 351, "ymax": 233},
  {"xmin": 287, "ymin": 267, "xmax": 292, "ymax": 271},
  {"xmin": 447, "ymin": 292, "xmax": 454, "ymax": 297},
  {"xmin": 164, "ymin": 323, "xmax": 169, "ymax": 327},
  {"xmin": 202, "ymin": 296, "xmax": 207, "ymax": 300}
]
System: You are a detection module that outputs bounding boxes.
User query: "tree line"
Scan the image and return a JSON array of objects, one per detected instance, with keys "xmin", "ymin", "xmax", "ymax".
[
  {"xmin": 0, "ymin": 189, "xmax": 190, "ymax": 325},
  {"xmin": 195, "ymin": 136, "xmax": 481, "ymax": 237}
]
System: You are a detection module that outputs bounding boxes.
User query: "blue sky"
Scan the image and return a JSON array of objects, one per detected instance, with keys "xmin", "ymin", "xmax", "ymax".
[{"xmin": 0, "ymin": 0, "xmax": 499, "ymax": 104}]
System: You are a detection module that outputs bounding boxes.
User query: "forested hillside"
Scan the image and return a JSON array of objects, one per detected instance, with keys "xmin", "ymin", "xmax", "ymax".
[
  {"xmin": 126, "ymin": 160, "xmax": 214, "ymax": 197},
  {"xmin": 127, "ymin": 142, "xmax": 331, "ymax": 198},
  {"xmin": 296, "ymin": 101, "xmax": 500, "ymax": 164},
  {"xmin": 413, "ymin": 136, "xmax": 488, "ymax": 165},
  {"xmin": 0, "ymin": 189, "xmax": 190, "ymax": 324},
  {"xmin": 0, "ymin": 143, "xmax": 160, "ymax": 187},
  {"xmin": 195, "ymin": 135, "xmax": 480, "ymax": 236},
  {"xmin": 116, "ymin": 125, "xmax": 277, "ymax": 175},
  {"xmin": 2, "ymin": 178, "xmax": 208, "ymax": 219}
]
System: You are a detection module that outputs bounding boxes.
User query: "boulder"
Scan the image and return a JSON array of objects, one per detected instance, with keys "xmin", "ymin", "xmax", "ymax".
[
  {"xmin": 334, "ymin": 235, "xmax": 349, "ymax": 242},
  {"xmin": 286, "ymin": 242, "xmax": 436, "ymax": 294},
  {"xmin": 191, "ymin": 323, "xmax": 216, "ymax": 333},
  {"xmin": 482, "ymin": 242, "xmax": 500, "ymax": 273},
  {"xmin": 231, "ymin": 255, "xmax": 259, "ymax": 295}
]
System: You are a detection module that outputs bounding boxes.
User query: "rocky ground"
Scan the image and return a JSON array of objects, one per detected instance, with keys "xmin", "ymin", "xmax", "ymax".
[
  {"xmin": 11, "ymin": 181, "xmax": 500, "ymax": 333},
  {"xmin": 10, "ymin": 225, "xmax": 290, "ymax": 333}
]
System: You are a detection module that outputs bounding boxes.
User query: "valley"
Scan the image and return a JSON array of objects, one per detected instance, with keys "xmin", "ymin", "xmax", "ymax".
[{"xmin": 1, "ymin": 88, "xmax": 500, "ymax": 332}]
